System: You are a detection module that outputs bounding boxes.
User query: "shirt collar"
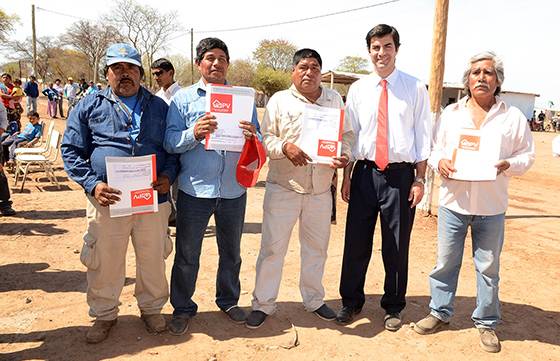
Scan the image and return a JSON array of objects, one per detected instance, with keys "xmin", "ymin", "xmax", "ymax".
[
  {"xmin": 196, "ymin": 78, "xmax": 229, "ymax": 94},
  {"xmin": 458, "ymin": 95, "xmax": 507, "ymax": 112},
  {"xmin": 289, "ymin": 84, "xmax": 331, "ymax": 105},
  {"xmin": 370, "ymin": 68, "xmax": 399, "ymax": 86},
  {"xmin": 166, "ymin": 82, "xmax": 180, "ymax": 94}
]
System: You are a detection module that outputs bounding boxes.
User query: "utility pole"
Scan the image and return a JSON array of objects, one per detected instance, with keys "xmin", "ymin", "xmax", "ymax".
[
  {"xmin": 419, "ymin": 0, "xmax": 449, "ymax": 215},
  {"xmin": 31, "ymin": 4, "xmax": 38, "ymax": 77},
  {"xmin": 190, "ymin": 28, "xmax": 194, "ymax": 85}
]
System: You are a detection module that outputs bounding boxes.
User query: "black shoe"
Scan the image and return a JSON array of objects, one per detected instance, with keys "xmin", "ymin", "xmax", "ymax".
[
  {"xmin": 0, "ymin": 207, "xmax": 16, "ymax": 216},
  {"xmin": 246, "ymin": 310, "xmax": 267, "ymax": 329},
  {"xmin": 335, "ymin": 306, "xmax": 362, "ymax": 324},
  {"xmin": 313, "ymin": 304, "xmax": 336, "ymax": 321},
  {"xmin": 168, "ymin": 314, "xmax": 190, "ymax": 336},
  {"xmin": 223, "ymin": 306, "xmax": 247, "ymax": 324},
  {"xmin": 384, "ymin": 312, "xmax": 402, "ymax": 331}
]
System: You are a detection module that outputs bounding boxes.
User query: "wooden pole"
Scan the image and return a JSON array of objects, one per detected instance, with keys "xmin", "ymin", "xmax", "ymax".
[
  {"xmin": 190, "ymin": 28, "xmax": 194, "ymax": 85},
  {"xmin": 419, "ymin": 0, "xmax": 449, "ymax": 215},
  {"xmin": 31, "ymin": 4, "xmax": 37, "ymax": 77}
]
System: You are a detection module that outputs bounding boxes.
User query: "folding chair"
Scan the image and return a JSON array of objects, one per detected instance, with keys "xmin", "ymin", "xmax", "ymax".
[
  {"xmin": 14, "ymin": 130, "xmax": 62, "ymax": 192},
  {"xmin": 14, "ymin": 121, "xmax": 55, "ymax": 156}
]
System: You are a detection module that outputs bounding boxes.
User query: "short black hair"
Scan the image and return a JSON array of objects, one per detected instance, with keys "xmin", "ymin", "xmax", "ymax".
[
  {"xmin": 55, "ymin": 78, "xmax": 61, "ymax": 82},
  {"xmin": 1, "ymin": 73, "xmax": 12, "ymax": 79},
  {"xmin": 28, "ymin": 111, "xmax": 40, "ymax": 118},
  {"xmin": 292, "ymin": 48, "xmax": 322, "ymax": 68},
  {"xmin": 366, "ymin": 24, "xmax": 401, "ymax": 49},
  {"xmin": 150, "ymin": 58, "xmax": 175, "ymax": 72},
  {"xmin": 195, "ymin": 37, "xmax": 230, "ymax": 64}
]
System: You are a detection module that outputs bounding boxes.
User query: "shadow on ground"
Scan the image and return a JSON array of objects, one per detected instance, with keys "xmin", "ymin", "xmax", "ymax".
[{"xmin": 1, "ymin": 296, "xmax": 558, "ymax": 360}]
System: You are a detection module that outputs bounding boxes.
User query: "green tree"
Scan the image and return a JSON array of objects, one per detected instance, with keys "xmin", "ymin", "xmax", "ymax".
[
  {"xmin": 228, "ymin": 59, "xmax": 256, "ymax": 87},
  {"xmin": 253, "ymin": 39, "xmax": 297, "ymax": 72},
  {"xmin": 252, "ymin": 66, "xmax": 290, "ymax": 97},
  {"xmin": 336, "ymin": 56, "xmax": 370, "ymax": 74},
  {"xmin": 0, "ymin": 8, "xmax": 18, "ymax": 43}
]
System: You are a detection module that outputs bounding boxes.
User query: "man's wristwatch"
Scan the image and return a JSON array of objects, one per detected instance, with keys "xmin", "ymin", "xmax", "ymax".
[{"xmin": 414, "ymin": 176, "xmax": 425, "ymax": 185}]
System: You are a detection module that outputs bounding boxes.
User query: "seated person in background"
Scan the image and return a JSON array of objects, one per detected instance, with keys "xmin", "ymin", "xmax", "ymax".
[{"xmin": 1, "ymin": 111, "xmax": 43, "ymax": 165}]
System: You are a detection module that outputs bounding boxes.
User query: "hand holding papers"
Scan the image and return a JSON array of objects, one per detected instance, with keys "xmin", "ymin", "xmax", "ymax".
[
  {"xmin": 450, "ymin": 129, "xmax": 501, "ymax": 181},
  {"xmin": 205, "ymin": 84, "xmax": 255, "ymax": 152},
  {"xmin": 105, "ymin": 154, "xmax": 158, "ymax": 218},
  {"xmin": 298, "ymin": 103, "xmax": 344, "ymax": 165}
]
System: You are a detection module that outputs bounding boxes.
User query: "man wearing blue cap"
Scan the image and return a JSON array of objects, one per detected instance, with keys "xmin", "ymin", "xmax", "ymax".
[{"xmin": 61, "ymin": 43, "xmax": 179, "ymax": 343}]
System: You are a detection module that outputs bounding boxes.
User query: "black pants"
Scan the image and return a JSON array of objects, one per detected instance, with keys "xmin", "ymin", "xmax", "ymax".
[
  {"xmin": 0, "ymin": 170, "xmax": 12, "ymax": 210},
  {"xmin": 339, "ymin": 160, "xmax": 415, "ymax": 314}
]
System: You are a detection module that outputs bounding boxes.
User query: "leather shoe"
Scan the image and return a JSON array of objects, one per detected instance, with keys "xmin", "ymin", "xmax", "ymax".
[
  {"xmin": 246, "ymin": 310, "xmax": 267, "ymax": 329},
  {"xmin": 141, "ymin": 313, "xmax": 166, "ymax": 334},
  {"xmin": 168, "ymin": 314, "xmax": 190, "ymax": 336},
  {"xmin": 86, "ymin": 319, "xmax": 117, "ymax": 344},
  {"xmin": 384, "ymin": 312, "xmax": 402, "ymax": 331},
  {"xmin": 413, "ymin": 314, "xmax": 449, "ymax": 335},
  {"xmin": 313, "ymin": 304, "xmax": 336, "ymax": 321},
  {"xmin": 223, "ymin": 306, "xmax": 247, "ymax": 324},
  {"xmin": 479, "ymin": 328, "xmax": 501, "ymax": 353},
  {"xmin": 335, "ymin": 306, "xmax": 362, "ymax": 324}
]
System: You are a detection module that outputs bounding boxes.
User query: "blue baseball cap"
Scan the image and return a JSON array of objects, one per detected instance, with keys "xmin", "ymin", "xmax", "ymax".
[{"xmin": 106, "ymin": 43, "xmax": 142, "ymax": 67}]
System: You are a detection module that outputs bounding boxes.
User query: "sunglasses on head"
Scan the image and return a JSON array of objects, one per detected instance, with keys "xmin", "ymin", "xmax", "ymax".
[{"xmin": 152, "ymin": 70, "xmax": 166, "ymax": 77}]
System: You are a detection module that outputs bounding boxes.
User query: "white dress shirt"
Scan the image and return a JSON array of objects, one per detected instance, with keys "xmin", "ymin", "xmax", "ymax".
[
  {"xmin": 428, "ymin": 96, "xmax": 535, "ymax": 215},
  {"xmin": 346, "ymin": 68, "xmax": 431, "ymax": 163},
  {"xmin": 156, "ymin": 82, "xmax": 181, "ymax": 105}
]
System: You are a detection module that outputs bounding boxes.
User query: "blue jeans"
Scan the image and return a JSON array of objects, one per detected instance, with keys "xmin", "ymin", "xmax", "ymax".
[
  {"xmin": 429, "ymin": 206, "xmax": 505, "ymax": 329},
  {"xmin": 170, "ymin": 191, "xmax": 246, "ymax": 317}
]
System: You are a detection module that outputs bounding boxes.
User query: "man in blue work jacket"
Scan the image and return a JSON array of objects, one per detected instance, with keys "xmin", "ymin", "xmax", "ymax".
[
  {"xmin": 164, "ymin": 37, "xmax": 260, "ymax": 335},
  {"xmin": 61, "ymin": 43, "xmax": 179, "ymax": 344}
]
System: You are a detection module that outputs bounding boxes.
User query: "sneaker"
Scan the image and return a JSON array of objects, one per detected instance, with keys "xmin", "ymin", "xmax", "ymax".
[
  {"xmin": 413, "ymin": 314, "xmax": 449, "ymax": 335},
  {"xmin": 313, "ymin": 304, "xmax": 336, "ymax": 321},
  {"xmin": 335, "ymin": 306, "xmax": 362, "ymax": 325},
  {"xmin": 223, "ymin": 306, "xmax": 247, "ymax": 324},
  {"xmin": 86, "ymin": 319, "xmax": 117, "ymax": 344},
  {"xmin": 0, "ymin": 207, "xmax": 16, "ymax": 216},
  {"xmin": 246, "ymin": 310, "xmax": 267, "ymax": 329},
  {"xmin": 384, "ymin": 312, "xmax": 402, "ymax": 331},
  {"xmin": 141, "ymin": 313, "xmax": 166, "ymax": 334},
  {"xmin": 168, "ymin": 314, "xmax": 190, "ymax": 336},
  {"xmin": 479, "ymin": 328, "xmax": 501, "ymax": 353}
]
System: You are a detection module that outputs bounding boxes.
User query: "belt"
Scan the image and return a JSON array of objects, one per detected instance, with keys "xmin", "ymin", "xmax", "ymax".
[{"xmin": 359, "ymin": 159, "xmax": 413, "ymax": 171}]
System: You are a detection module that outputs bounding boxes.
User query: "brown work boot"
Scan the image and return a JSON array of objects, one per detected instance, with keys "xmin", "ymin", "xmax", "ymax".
[
  {"xmin": 479, "ymin": 328, "xmax": 501, "ymax": 353},
  {"xmin": 413, "ymin": 314, "xmax": 449, "ymax": 335},
  {"xmin": 86, "ymin": 319, "xmax": 117, "ymax": 344},
  {"xmin": 141, "ymin": 313, "xmax": 167, "ymax": 334}
]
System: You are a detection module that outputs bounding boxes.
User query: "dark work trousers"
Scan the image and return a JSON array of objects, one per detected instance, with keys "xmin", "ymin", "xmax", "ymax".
[
  {"xmin": 340, "ymin": 160, "xmax": 416, "ymax": 314},
  {"xmin": 0, "ymin": 170, "xmax": 12, "ymax": 210}
]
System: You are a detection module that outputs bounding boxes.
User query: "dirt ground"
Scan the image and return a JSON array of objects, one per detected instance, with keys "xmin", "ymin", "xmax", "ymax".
[{"xmin": 1, "ymin": 98, "xmax": 559, "ymax": 361}]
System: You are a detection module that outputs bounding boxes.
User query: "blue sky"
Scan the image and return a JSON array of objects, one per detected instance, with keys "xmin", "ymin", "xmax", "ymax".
[{"xmin": 3, "ymin": 0, "xmax": 558, "ymax": 107}]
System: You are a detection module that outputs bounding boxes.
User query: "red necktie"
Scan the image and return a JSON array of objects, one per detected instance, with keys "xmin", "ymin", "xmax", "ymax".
[{"xmin": 375, "ymin": 79, "xmax": 389, "ymax": 170}]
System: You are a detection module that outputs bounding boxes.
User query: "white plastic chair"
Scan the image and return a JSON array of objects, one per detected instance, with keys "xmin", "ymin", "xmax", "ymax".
[
  {"xmin": 14, "ymin": 121, "xmax": 55, "ymax": 155},
  {"xmin": 14, "ymin": 129, "xmax": 62, "ymax": 191}
]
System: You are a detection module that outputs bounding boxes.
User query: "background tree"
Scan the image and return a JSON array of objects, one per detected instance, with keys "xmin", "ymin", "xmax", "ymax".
[
  {"xmin": 6, "ymin": 36, "xmax": 64, "ymax": 81},
  {"xmin": 63, "ymin": 20, "xmax": 122, "ymax": 83},
  {"xmin": 336, "ymin": 56, "xmax": 370, "ymax": 74},
  {"xmin": 252, "ymin": 66, "xmax": 291, "ymax": 98},
  {"xmin": 105, "ymin": 0, "xmax": 181, "ymax": 87},
  {"xmin": 167, "ymin": 54, "xmax": 199, "ymax": 86},
  {"xmin": 228, "ymin": 59, "xmax": 256, "ymax": 87},
  {"xmin": 253, "ymin": 39, "xmax": 297, "ymax": 72},
  {"xmin": 0, "ymin": 8, "xmax": 18, "ymax": 43}
]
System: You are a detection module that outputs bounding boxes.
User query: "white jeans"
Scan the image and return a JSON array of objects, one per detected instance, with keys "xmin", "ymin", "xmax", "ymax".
[
  {"xmin": 251, "ymin": 183, "xmax": 332, "ymax": 314},
  {"xmin": 83, "ymin": 196, "xmax": 172, "ymax": 320}
]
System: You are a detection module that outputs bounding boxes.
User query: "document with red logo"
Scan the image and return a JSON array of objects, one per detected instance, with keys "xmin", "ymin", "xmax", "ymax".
[
  {"xmin": 450, "ymin": 128, "xmax": 501, "ymax": 181},
  {"xmin": 298, "ymin": 103, "xmax": 344, "ymax": 164},
  {"xmin": 105, "ymin": 154, "xmax": 158, "ymax": 218},
  {"xmin": 205, "ymin": 84, "xmax": 256, "ymax": 152}
]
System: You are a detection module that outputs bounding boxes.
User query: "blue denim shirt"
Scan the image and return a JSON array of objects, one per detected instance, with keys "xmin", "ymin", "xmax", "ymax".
[
  {"xmin": 164, "ymin": 79, "xmax": 260, "ymax": 199},
  {"xmin": 61, "ymin": 87, "xmax": 179, "ymax": 204}
]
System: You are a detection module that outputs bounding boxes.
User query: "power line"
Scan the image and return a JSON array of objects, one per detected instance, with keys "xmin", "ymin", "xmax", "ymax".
[
  {"xmin": 35, "ymin": 6, "xmax": 91, "ymax": 21},
  {"xmin": 169, "ymin": 0, "xmax": 399, "ymax": 40}
]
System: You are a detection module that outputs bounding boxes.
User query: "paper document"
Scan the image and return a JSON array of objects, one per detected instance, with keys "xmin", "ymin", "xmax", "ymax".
[
  {"xmin": 205, "ymin": 84, "xmax": 256, "ymax": 152},
  {"xmin": 298, "ymin": 103, "xmax": 344, "ymax": 164},
  {"xmin": 450, "ymin": 129, "xmax": 501, "ymax": 181},
  {"xmin": 105, "ymin": 154, "xmax": 158, "ymax": 218}
]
